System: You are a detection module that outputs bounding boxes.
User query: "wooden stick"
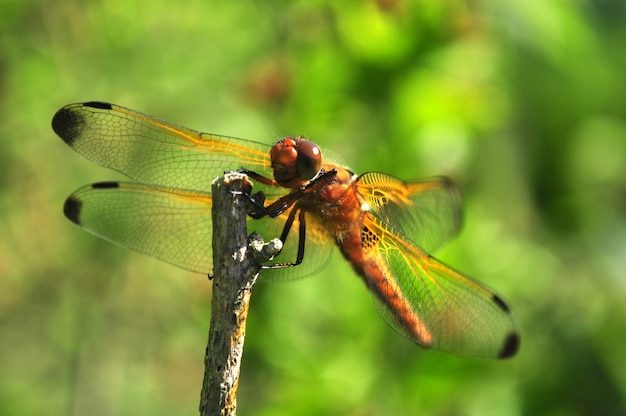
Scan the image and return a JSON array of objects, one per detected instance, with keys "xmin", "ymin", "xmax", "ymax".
[{"xmin": 199, "ymin": 172, "xmax": 280, "ymax": 416}]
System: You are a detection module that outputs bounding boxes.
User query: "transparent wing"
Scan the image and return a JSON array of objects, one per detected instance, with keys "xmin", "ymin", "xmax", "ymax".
[
  {"xmin": 359, "ymin": 212, "xmax": 519, "ymax": 359},
  {"xmin": 52, "ymin": 101, "xmax": 275, "ymax": 192},
  {"xmin": 356, "ymin": 173, "xmax": 462, "ymax": 254},
  {"xmin": 64, "ymin": 181, "xmax": 332, "ymax": 279},
  {"xmin": 64, "ymin": 182, "xmax": 215, "ymax": 273}
]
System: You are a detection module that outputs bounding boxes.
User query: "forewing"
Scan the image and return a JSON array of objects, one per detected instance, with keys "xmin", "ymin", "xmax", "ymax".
[
  {"xmin": 362, "ymin": 213, "xmax": 519, "ymax": 359},
  {"xmin": 357, "ymin": 173, "xmax": 462, "ymax": 254},
  {"xmin": 52, "ymin": 102, "xmax": 275, "ymax": 192}
]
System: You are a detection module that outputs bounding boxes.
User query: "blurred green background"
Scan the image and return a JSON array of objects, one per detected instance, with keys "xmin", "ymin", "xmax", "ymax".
[{"xmin": 2, "ymin": 0, "xmax": 625, "ymax": 415}]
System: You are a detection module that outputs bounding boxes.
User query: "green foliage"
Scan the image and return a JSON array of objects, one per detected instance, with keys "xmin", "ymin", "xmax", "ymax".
[{"xmin": 1, "ymin": 0, "xmax": 625, "ymax": 414}]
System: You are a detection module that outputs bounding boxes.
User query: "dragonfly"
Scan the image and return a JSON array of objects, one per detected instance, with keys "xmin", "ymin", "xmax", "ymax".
[{"xmin": 52, "ymin": 101, "xmax": 520, "ymax": 359}]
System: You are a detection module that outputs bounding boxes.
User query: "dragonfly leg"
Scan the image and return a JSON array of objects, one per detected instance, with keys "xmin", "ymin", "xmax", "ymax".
[
  {"xmin": 243, "ymin": 191, "xmax": 297, "ymax": 219},
  {"xmin": 243, "ymin": 191, "xmax": 270, "ymax": 219},
  {"xmin": 261, "ymin": 207, "xmax": 307, "ymax": 269},
  {"xmin": 240, "ymin": 169, "xmax": 277, "ymax": 186}
]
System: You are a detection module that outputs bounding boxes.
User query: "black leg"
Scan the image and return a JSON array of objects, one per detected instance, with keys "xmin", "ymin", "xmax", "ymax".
[
  {"xmin": 293, "ymin": 209, "xmax": 307, "ymax": 266},
  {"xmin": 261, "ymin": 207, "xmax": 307, "ymax": 269}
]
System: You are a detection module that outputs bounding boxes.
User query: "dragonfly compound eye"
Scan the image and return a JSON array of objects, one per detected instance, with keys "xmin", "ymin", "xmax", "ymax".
[{"xmin": 295, "ymin": 139, "xmax": 322, "ymax": 181}]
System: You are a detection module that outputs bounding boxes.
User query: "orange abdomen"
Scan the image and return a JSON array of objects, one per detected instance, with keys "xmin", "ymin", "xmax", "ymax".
[{"xmin": 338, "ymin": 223, "xmax": 434, "ymax": 347}]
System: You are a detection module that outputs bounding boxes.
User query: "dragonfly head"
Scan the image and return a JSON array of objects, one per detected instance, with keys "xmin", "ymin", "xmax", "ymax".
[{"xmin": 270, "ymin": 137, "xmax": 322, "ymax": 188}]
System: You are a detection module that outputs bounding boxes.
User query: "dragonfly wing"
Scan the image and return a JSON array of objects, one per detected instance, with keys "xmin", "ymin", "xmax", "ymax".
[
  {"xmin": 64, "ymin": 182, "xmax": 216, "ymax": 274},
  {"xmin": 356, "ymin": 173, "xmax": 462, "ymax": 254},
  {"xmin": 52, "ymin": 102, "xmax": 275, "ymax": 192},
  {"xmin": 360, "ymin": 212, "xmax": 519, "ymax": 359},
  {"xmin": 64, "ymin": 181, "xmax": 332, "ymax": 279}
]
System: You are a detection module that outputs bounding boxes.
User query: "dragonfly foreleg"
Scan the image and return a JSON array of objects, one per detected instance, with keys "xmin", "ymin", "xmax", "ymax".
[{"xmin": 240, "ymin": 169, "xmax": 277, "ymax": 187}]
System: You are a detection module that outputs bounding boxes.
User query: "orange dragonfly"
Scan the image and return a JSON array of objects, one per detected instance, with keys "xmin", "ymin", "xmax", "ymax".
[{"xmin": 53, "ymin": 101, "xmax": 519, "ymax": 359}]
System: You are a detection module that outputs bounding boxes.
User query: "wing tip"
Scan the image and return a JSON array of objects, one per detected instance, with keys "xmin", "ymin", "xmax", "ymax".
[
  {"xmin": 491, "ymin": 294, "xmax": 520, "ymax": 359},
  {"xmin": 52, "ymin": 106, "xmax": 81, "ymax": 146},
  {"xmin": 63, "ymin": 195, "xmax": 82, "ymax": 225},
  {"xmin": 498, "ymin": 332, "xmax": 521, "ymax": 359},
  {"xmin": 52, "ymin": 102, "xmax": 114, "ymax": 146}
]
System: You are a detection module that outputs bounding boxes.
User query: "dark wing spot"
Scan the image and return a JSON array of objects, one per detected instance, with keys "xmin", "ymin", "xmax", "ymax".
[
  {"xmin": 63, "ymin": 196, "xmax": 82, "ymax": 224},
  {"xmin": 498, "ymin": 332, "xmax": 521, "ymax": 359},
  {"xmin": 91, "ymin": 181, "xmax": 120, "ymax": 189},
  {"xmin": 492, "ymin": 294, "xmax": 511, "ymax": 313},
  {"xmin": 361, "ymin": 225, "xmax": 379, "ymax": 250},
  {"xmin": 83, "ymin": 101, "xmax": 112, "ymax": 110},
  {"xmin": 51, "ymin": 106, "xmax": 84, "ymax": 146}
]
